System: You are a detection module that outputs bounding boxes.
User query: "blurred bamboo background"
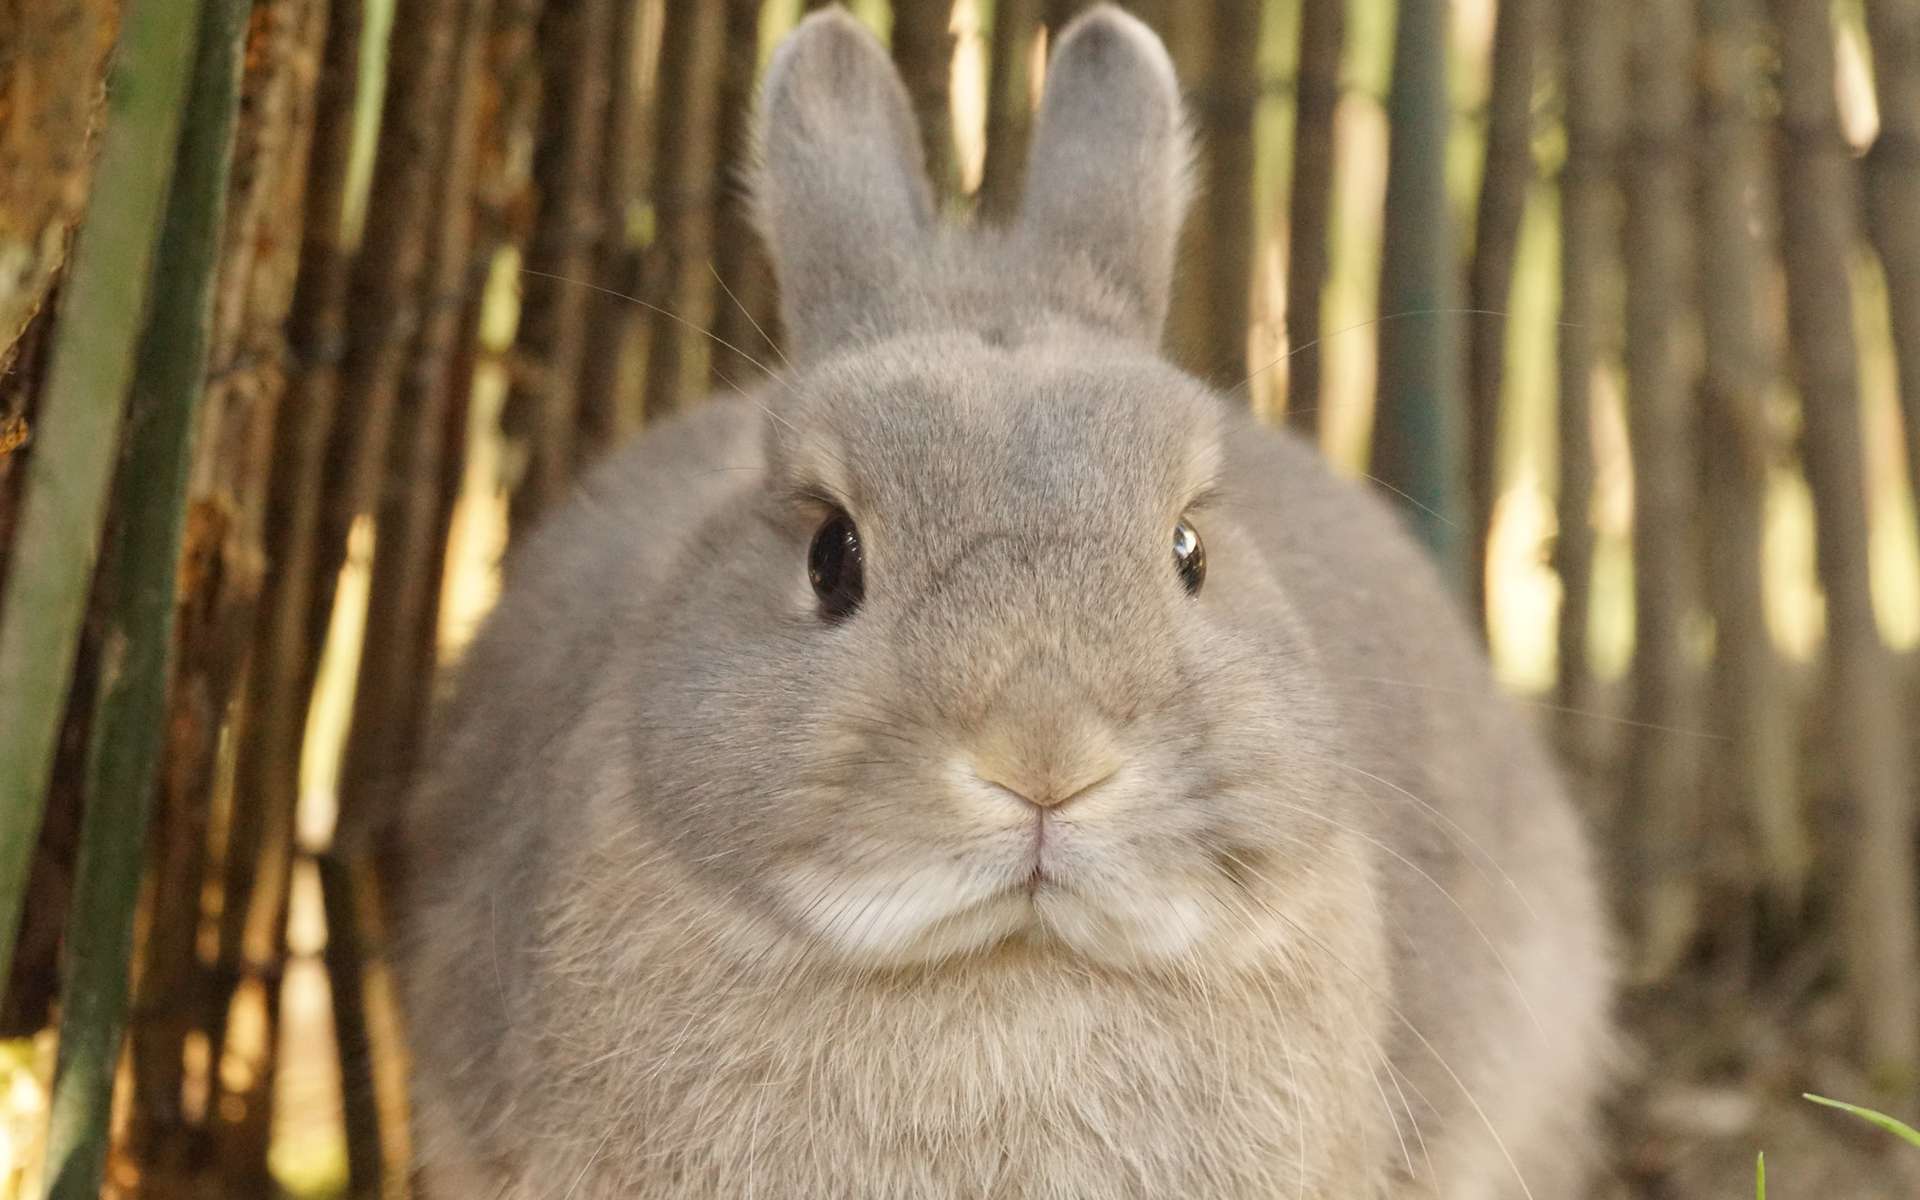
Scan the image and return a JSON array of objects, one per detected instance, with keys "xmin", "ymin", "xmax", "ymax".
[{"xmin": 2, "ymin": 0, "xmax": 1919, "ymax": 1195}]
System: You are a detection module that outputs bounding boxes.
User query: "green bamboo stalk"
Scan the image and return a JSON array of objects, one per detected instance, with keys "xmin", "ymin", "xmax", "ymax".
[
  {"xmin": 1370, "ymin": 0, "xmax": 1466, "ymax": 586},
  {"xmin": 37, "ymin": 0, "xmax": 249, "ymax": 1194},
  {"xmin": 0, "ymin": 0, "xmax": 208, "ymax": 994}
]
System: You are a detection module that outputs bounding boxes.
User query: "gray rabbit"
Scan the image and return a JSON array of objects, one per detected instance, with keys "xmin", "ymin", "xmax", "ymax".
[{"xmin": 396, "ymin": 6, "xmax": 1615, "ymax": 1197}]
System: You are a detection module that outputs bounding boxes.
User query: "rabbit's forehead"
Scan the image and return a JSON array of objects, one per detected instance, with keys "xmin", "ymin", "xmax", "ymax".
[{"xmin": 786, "ymin": 343, "xmax": 1221, "ymax": 518}]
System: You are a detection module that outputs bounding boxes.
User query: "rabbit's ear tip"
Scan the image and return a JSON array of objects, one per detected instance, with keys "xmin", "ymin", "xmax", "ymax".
[
  {"xmin": 767, "ymin": 7, "xmax": 889, "ymax": 84},
  {"xmin": 1051, "ymin": 5, "xmax": 1177, "ymax": 93}
]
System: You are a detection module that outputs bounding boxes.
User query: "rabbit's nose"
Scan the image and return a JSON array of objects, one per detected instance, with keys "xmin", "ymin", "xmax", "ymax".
[{"xmin": 973, "ymin": 757, "xmax": 1120, "ymax": 812}]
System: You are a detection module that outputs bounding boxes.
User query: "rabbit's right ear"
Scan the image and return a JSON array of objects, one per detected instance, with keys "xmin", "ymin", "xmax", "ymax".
[
  {"xmin": 1018, "ymin": 6, "xmax": 1191, "ymax": 341},
  {"xmin": 756, "ymin": 9, "xmax": 935, "ymax": 362}
]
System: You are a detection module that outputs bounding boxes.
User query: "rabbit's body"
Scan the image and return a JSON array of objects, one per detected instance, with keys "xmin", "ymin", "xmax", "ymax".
[{"xmin": 399, "ymin": 9, "xmax": 1612, "ymax": 1198}]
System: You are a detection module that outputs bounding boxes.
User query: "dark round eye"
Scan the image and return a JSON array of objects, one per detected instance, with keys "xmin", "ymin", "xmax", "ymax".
[
  {"xmin": 1173, "ymin": 518, "xmax": 1205, "ymax": 595},
  {"xmin": 808, "ymin": 509, "xmax": 865, "ymax": 620}
]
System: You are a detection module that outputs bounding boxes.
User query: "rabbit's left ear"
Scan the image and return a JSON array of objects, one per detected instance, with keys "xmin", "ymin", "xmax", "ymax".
[
  {"xmin": 756, "ymin": 9, "xmax": 935, "ymax": 362},
  {"xmin": 1018, "ymin": 6, "xmax": 1192, "ymax": 342}
]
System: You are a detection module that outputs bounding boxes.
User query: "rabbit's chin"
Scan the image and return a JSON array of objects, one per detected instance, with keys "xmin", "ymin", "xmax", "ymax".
[{"xmin": 772, "ymin": 859, "xmax": 1229, "ymax": 971}]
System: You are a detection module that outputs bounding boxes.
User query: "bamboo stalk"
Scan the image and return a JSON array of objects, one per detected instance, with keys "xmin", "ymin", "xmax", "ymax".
[
  {"xmin": 1370, "ymin": 0, "xmax": 1465, "ymax": 582},
  {"xmin": 1282, "ymin": 0, "xmax": 1343, "ymax": 438},
  {"xmin": 1184, "ymin": 0, "xmax": 1260, "ymax": 386},
  {"xmin": 977, "ymin": 0, "xmax": 1041, "ymax": 220},
  {"xmin": 639, "ymin": 0, "xmax": 728, "ymax": 422},
  {"xmin": 39, "ymin": 1, "xmax": 249, "ymax": 1194},
  {"xmin": 211, "ymin": 0, "xmax": 364, "ymax": 1176},
  {"xmin": 0, "ymin": 0, "xmax": 207, "ymax": 997},
  {"xmin": 1864, "ymin": 0, "xmax": 1920, "ymax": 502},
  {"xmin": 1696, "ymin": 0, "xmax": 1804, "ymax": 914},
  {"xmin": 326, "ymin": 1, "xmax": 494, "ymax": 1187},
  {"xmin": 891, "ymin": 0, "xmax": 960, "ymax": 202},
  {"xmin": 710, "ymin": 0, "xmax": 782, "ymax": 393},
  {"xmin": 1617, "ymin": 0, "xmax": 1702, "ymax": 982},
  {"xmin": 305, "ymin": 0, "xmax": 463, "ymax": 669},
  {"xmin": 1464, "ymin": 0, "xmax": 1540, "ymax": 633},
  {"xmin": 502, "ymin": 0, "xmax": 614, "ymax": 525},
  {"xmin": 0, "ymin": 0, "xmax": 117, "ymax": 365},
  {"xmin": 1554, "ymin": 0, "xmax": 1626, "ymax": 738},
  {"xmin": 217, "ymin": 16, "xmax": 465, "ymax": 1169},
  {"xmin": 128, "ymin": 0, "xmax": 335, "ymax": 1176},
  {"xmin": 1770, "ymin": 0, "xmax": 1920, "ymax": 1087},
  {"xmin": 576, "ymin": 0, "xmax": 658, "ymax": 461}
]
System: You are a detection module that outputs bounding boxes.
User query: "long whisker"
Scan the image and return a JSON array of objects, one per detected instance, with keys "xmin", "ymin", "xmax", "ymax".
[
  {"xmin": 519, "ymin": 266, "xmax": 785, "ymax": 384},
  {"xmin": 1382, "ymin": 1052, "xmax": 1440, "ymax": 1187},
  {"xmin": 1235, "ymin": 307, "xmax": 1585, "ymax": 395},
  {"xmin": 1298, "ymin": 748, "xmax": 1540, "ymax": 923},
  {"xmin": 1359, "ymin": 472, "xmax": 1458, "ymax": 529},
  {"xmin": 709, "ymin": 261, "xmax": 794, "ymax": 372},
  {"xmin": 1367, "ymin": 1050, "xmax": 1417, "ymax": 1181},
  {"xmin": 1269, "ymin": 800, "xmax": 1547, "ymax": 1040},
  {"xmin": 1226, "ymin": 869, "xmax": 1536, "ymax": 1200},
  {"xmin": 1336, "ymin": 673, "xmax": 1733, "ymax": 742}
]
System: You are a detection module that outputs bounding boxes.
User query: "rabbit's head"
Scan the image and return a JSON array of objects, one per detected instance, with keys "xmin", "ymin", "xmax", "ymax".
[{"xmin": 611, "ymin": 6, "xmax": 1351, "ymax": 974}]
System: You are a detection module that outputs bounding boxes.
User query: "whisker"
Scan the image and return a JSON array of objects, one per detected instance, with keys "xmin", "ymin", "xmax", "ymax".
[
  {"xmin": 709, "ymin": 261, "xmax": 794, "ymax": 373},
  {"xmin": 1337, "ymin": 673, "xmax": 1733, "ymax": 742},
  {"xmin": 1234, "ymin": 307, "xmax": 1586, "ymax": 396},
  {"xmin": 1359, "ymin": 473, "xmax": 1458, "ymax": 529},
  {"xmin": 1227, "ymin": 872, "xmax": 1536, "ymax": 1200},
  {"xmin": 1298, "ymin": 748, "xmax": 1540, "ymax": 923},
  {"xmin": 519, "ymin": 266, "xmax": 785, "ymax": 384},
  {"xmin": 1269, "ymin": 799, "xmax": 1547, "ymax": 1040},
  {"xmin": 1367, "ymin": 1051, "xmax": 1417, "ymax": 1181}
]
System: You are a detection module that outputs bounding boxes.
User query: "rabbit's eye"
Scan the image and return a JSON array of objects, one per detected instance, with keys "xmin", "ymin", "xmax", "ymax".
[
  {"xmin": 1173, "ymin": 519, "xmax": 1205, "ymax": 595},
  {"xmin": 809, "ymin": 509, "xmax": 865, "ymax": 619}
]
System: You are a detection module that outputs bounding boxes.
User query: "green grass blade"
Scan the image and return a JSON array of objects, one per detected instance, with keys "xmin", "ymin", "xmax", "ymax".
[
  {"xmin": 1756, "ymin": 1150, "xmax": 1765, "ymax": 1200},
  {"xmin": 1803, "ymin": 1093, "xmax": 1920, "ymax": 1148},
  {"xmin": 36, "ymin": 0, "xmax": 248, "ymax": 1195}
]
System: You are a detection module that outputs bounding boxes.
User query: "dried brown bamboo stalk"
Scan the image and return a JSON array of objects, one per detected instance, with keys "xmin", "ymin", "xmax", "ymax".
[
  {"xmin": 1695, "ymin": 0, "xmax": 1803, "ymax": 916},
  {"xmin": 306, "ymin": 0, "xmax": 463, "ymax": 657},
  {"xmin": 0, "ymin": 303, "xmax": 58, "ymax": 596},
  {"xmin": 0, "ymin": 0, "xmax": 117, "ymax": 368},
  {"xmin": 1770, "ymin": 0, "xmax": 1920, "ymax": 1085},
  {"xmin": 1184, "ymin": 0, "xmax": 1261, "ymax": 386},
  {"xmin": 640, "ymin": 0, "xmax": 727, "ymax": 422},
  {"xmin": 576, "ymin": 0, "xmax": 657, "ymax": 461},
  {"xmin": 1464, "ymin": 0, "xmax": 1540, "ymax": 633},
  {"xmin": 1049, "ymin": 0, "xmax": 1093, "ymax": 32},
  {"xmin": 502, "ymin": 0, "xmax": 614, "ymax": 525},
  {"xmin": 326, "ymin": 1, "xmax": 493, "ymax": 1187},
  {"xmin": 1617, "ymin": 0, "xmax": 1701, "ymax": 982},
  {"xmin": 1554, "ymin": 0, "xmax": 1626, "ymax": 744},
  {"xmin": 976, "ymin": 0, "xmax": 1041, "ymax": 220},
  {"xmin": 892, "ymin": 0, "xmax": 960, "ymax": 202},
  {"xmin": 1282, "ymin": 0, "xmax": 1343, "ymax": 438},
  {"xmin": 211, "ymin": 0, "xmax": 364, "ymax": 1177},
  {"xmin": 710, "ymin": 0, "xmax": 783, "ymax": 393},
  {"xmin": 1864, "ymin": 0, "xmax": 1920, "ymax": 502},
  {"xmin": 127, "ymin": 0, "xmax": 333, "ymax": 1180}
]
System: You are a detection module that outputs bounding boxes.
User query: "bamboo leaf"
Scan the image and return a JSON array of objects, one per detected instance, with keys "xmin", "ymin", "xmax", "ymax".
[{"xmin": 38, "ymin": 0, "xmax": 250, "ymax": 1194}]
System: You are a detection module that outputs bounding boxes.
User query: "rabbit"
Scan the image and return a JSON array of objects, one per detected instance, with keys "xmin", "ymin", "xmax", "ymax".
[{"xmin": 394, "ymin": 6, "xmax": 1616, "ymax": 1198}]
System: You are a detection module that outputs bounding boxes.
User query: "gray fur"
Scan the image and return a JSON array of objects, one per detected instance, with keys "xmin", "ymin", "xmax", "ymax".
[{"xmin": 397, "ymin": 7, "xmax": 1615, "ymax": 1197}]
